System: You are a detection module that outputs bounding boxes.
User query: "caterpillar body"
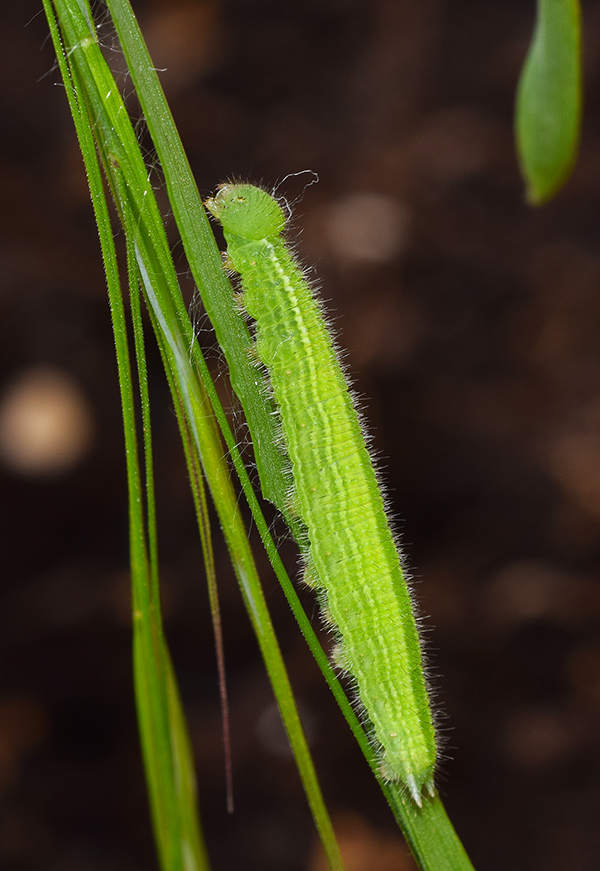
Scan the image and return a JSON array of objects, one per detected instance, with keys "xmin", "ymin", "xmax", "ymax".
[{"xmin": 206, "ymin": 183, "xmax": 436, "ymax": 804}]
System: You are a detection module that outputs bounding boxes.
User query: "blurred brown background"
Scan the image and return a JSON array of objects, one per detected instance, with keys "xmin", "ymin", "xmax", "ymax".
[{"xmin": 1, "ymin": 1, "xmax": 600, "ymax": 869}]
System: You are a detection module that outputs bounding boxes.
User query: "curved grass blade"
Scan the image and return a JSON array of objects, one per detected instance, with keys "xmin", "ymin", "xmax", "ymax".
[
  {"xmin": 516, "ymin": 0, "xmax": 582, "ymax": 204},
  {"xmin": 43, "ymin": 5, "xmax": 209, "ymax": 869}
]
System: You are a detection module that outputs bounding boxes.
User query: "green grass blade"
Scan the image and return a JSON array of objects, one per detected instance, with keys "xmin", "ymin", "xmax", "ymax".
[
  {"xmin": 516, "ymin": 0, "xmax": 582, "ymax": 204},
  {"xmin": 125, "ymin": 233, "xmax": 210, "ymax": 871},
  {"xmin": 384, "ymin": 787, "xmax": 475, "ymax": 871},
  {"xmin": 44, "ymin": 4, "xmax": 209, "ymax": 869},
  {"xmin": 159, "ymin": 357, "xmax": 234, "ymax": 812}
]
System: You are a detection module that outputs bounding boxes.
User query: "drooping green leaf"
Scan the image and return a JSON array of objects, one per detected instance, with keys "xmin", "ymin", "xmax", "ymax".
[{"xmin": 516, "ymin": 0, "xmax": 582, "ymax": 204}]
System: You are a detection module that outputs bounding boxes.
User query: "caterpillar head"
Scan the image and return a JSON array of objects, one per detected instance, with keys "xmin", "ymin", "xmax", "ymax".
[{"xmin": 206, "ymin": 183, "xmax": 286, "ymax": 240}]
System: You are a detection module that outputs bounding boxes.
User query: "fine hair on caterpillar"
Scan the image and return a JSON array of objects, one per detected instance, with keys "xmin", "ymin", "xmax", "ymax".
[{"xmin": 206, "ymin": 182, "xmax": 437, "ymax": 805}]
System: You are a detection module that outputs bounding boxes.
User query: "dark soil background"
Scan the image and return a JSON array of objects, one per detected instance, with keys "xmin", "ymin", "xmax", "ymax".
[{"xmin": 2, "ymin": 1, "xmax": 600, "ymax": 869}]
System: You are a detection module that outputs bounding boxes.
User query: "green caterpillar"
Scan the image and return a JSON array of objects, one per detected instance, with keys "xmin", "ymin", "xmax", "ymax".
[{"xmin": 206, "ymin": 183, "xmax": 436, "ymax": 804}]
